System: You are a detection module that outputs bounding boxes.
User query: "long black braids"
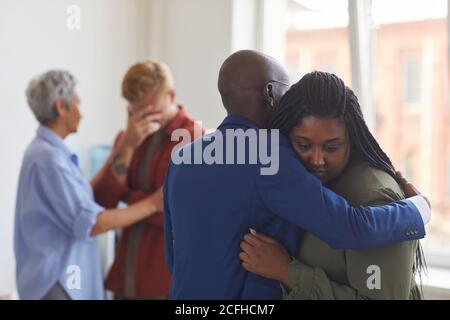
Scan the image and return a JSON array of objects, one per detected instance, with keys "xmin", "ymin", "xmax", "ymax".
[{"xmin": 270, "ymin": 71, "xmax": 426, "ymax": 299}]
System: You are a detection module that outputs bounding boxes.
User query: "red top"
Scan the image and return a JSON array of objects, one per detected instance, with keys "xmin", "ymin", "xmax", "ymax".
[{"xmin": 92, "ymin": 106, "xmax": 201, "ymax": 298}]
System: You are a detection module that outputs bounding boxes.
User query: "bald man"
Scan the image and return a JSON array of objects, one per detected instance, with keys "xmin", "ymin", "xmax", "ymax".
[{"xmin": 163, "ymin": 50, "xmax": 430, "ymax": 299}]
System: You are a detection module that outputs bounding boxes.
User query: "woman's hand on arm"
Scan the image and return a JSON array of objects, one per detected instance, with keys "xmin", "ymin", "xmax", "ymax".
[
  {"xmin": 90, "ymin": 187, "xmax": 163, "ymax": 236},
  {"xmin": 395, "ymin": 171, "xmax": 431, "ymax": 208},
  {"xmin": 239, "ymin": 230, "xmax": 292, "ymax": 288}
]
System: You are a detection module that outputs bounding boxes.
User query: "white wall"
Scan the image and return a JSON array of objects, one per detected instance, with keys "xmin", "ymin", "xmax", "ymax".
[
  {"xmin": 148, "ymin": 0, "xmax": 235, "ymax": 129},
  {"xmin": 0, "ymin": 0, "xmax": 263, "ymax": 297},
  {"xmin": 261, "ymin": 0, "xmax": 287, "ymax": 62},
  {"xmin": 0, "ymin": 0, "xmax": 150, "ymax": 296},
  {"xmin": 147, "ymin": 0, "xmax": 282, "ymax": 129}
]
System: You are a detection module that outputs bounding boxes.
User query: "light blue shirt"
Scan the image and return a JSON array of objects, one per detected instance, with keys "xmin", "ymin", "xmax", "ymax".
[{"xmin": 14, "ymin": 126, "xmax": 105, "ymax": 300}]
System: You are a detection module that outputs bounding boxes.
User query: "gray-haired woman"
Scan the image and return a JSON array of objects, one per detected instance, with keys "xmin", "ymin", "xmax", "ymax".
[{"xmin": 14, "ymin": 70, "xmax": 162, "ymax": 300}]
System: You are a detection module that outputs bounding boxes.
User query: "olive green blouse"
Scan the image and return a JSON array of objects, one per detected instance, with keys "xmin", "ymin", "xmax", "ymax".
[{"xmin": 284, "ymin": 161, "xmax": 420, "ymax": 300}]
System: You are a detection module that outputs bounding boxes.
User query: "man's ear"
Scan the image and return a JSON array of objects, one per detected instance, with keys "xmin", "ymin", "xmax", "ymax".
[{"xmin": 263, "ymin": 83, "xmax": 275, "ymax": 108}]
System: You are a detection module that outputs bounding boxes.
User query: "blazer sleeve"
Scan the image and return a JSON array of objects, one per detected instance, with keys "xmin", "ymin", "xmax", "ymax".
[{"xmin": 254, "ymin": 136, "xmax": 425, "ymax": 250}]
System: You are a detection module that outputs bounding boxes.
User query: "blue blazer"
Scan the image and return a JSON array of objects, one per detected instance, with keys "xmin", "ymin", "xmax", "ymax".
[{"xmin": 164, "ymin": 115, "xmax": 425, "ymax": 300}]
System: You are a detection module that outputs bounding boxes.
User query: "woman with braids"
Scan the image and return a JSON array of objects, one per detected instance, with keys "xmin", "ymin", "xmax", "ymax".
[{"xmin": 239, "ymin": 71, "xmax": 426, "ymax": 300}]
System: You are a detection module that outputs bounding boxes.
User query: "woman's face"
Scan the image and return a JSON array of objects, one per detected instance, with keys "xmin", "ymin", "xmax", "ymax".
[{"xmin": 289, "ymin": 116, "xmax": 350, "ymax": 184}]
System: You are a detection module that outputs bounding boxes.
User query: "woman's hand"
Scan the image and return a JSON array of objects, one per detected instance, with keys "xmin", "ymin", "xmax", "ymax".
[
  {"xmin": 143, "ymin": 187, "xmax": 164, "ymax": 214},
  {"xmin": 239, "ymin": 229, "xmax": 292, "ymax": 287},
  {"xmin": 396, "ymin": 171, "xmax": 431, "ymax": 207}
]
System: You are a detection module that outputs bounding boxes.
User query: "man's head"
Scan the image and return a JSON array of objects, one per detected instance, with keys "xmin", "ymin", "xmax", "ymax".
[
  {"xmin": 218, "ymin": 50, "xmax": 290, "ymax": 128},
  {"xmin": 26, "ymin": 70, "xmax": 81, "ymax": 137},
  {"xmin": 122, "ymin": 60, "xmax": 178, "ymax": 127}
]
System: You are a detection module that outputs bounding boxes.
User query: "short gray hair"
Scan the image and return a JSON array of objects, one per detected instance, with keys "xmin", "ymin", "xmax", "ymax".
[{"xmin": 25, "ymin": 70, "xmax": 77, "ymax": 124}]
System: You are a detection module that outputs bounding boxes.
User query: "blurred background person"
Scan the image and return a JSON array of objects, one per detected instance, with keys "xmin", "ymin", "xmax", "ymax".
[
  {"xmin": 91, "ymin": 60, "xmax": 202, "ymax": 299},
  {"xmin": 14, "ymin": 70, "xmax": 163, "ymax": 300}
]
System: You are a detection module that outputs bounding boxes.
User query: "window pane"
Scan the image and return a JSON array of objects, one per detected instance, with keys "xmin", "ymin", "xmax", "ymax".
[
  {"xmin": 447, "ymin": 158, "xmax": 450, "ymax": 197},
  {"xmin": 402, "ymin": 58, "xmax": 421, "ymax": 105},
  {"xmin": 284, "ymin": 0, "xmax": 352, "ymax": 85},
  {"xmin": 371, "ymin": 0, "xmax": 450, "ymax": 262}
]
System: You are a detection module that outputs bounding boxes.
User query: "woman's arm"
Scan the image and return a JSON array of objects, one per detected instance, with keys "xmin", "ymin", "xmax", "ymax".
[
  {"xmin": 341, "ymin": 188, "xmax": 419, "ymax": 300},
  {"xmin": 343, "ymin": 240, "xmax": 417, "ymax": 300},
  {"xmin": 90, "ymin": 187, "xmax": 163, "ymax": 236},
  {"xmin": 283, "ymin": 258, "xmax": 370, "ymax": 300},
  {"xmin": 240, "ymin": 231, "xmax": 372, "ymax": 300},
  {"xmin": 283, "ymin": 240, "xmax": 417, "ymax": 300}
]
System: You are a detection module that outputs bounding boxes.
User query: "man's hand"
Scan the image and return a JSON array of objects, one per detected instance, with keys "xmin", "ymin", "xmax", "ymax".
[
  {"xmin": 239, "ymin": 229, "xmax": 291, "ymax": 287},
  {"xmin": 108, "ymin": 106, "xmax": 163, "ymax": 184},
  {"xmin": 396, "ymin": 171, "xmax": 431, "ymax": 207},
  {"xmin": 122, "ymin": 105, "xmax": 163, "ymax": 150}
]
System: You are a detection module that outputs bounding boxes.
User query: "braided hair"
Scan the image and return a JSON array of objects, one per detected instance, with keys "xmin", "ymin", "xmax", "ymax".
[{"xmin": 270, "ymin": 71, "xmax": 426, "ymax": 299}]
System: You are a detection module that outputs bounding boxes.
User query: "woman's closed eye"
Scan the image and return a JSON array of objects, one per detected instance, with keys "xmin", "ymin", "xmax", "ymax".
[
  {"xmin": 324, "ymin": 143, "xmax": 343, "ymax": 153},
  {"xmin": 296, "ymin": 143, "xmax": 311, "ymax": 151},
  {"xmin": 325, "ymin": 145, "xmax": 339, "ymax": 152},
  {"xmin": 295, "ymin": 143, "xmax": 342, "ymax": 152}
]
